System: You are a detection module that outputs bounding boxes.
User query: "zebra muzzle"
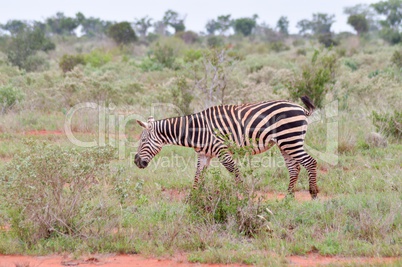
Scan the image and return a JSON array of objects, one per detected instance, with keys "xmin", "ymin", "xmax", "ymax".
[{"xmin": 135, "ymin": 154, "xmax": 148, "ymax": 168}]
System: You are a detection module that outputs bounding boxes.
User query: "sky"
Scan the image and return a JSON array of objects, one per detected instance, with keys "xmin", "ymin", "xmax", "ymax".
[{"xmin": 0, "ymin": 0, "xmax": 379, "ymax": 34}]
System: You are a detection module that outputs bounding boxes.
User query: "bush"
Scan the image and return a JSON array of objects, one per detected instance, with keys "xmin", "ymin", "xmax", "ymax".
[
  {"xmin": 318, "ymin": 33, "xmax": 339, "ymax": 48},
  {"xmin": 6, "ymin": 26, "xmax": 55, "ymax": 71},
  {"xmin": 107, "ymin": 22, "xmax": 138, "ymax": 44},
  {"xmin": 183, "ymin": 49, "xmax": 203, "ymax": 63},
  {"xmin": 379, "ymin": 28, "xmax": 402, "ymax": 45},
  {"xmin": 59, "ymin": 54, "xmax": 86, "ymax": 73},
  {"xmin": 84, "ymin": 49, "xmax": 112, "ymax": 68},
  {"xmin": 372, "ymin": 110, "xmax": 402, "ymax": 139},
  {"xmin": 0, "ymin": 141, "xmax": 120, "ymax": 245},
  {"xmin": 176, "ymin": 31, "xmax": 199, "ymax": 44},
  {"xmin": 188, "ymin": 140, "xmax": 269, "ymax": 237},
  {"xmin": 344, "ymin": 58, "xmax": 359, "ymax": 71},
  {"xmin": 0, "ymin": 85, "xmax": 24, "ymax": 114},
  {"xmin": 391, "ymin": 50, "xmax": 402, "ymax": 68},
  {"xmin": 207, "ymin": 36, "xmax": 224, "ymax": 48},
  {"xmin": 148, "ymin": 42, "xmax": 176, "ymax": 69},
  {"xmin": 269, "ymin": 41, "xmax": 290, "ymax": 52},
  {"xmin": 170, "ymin": 76, "xmax": 193, "ymax": 115},
  {"xmin": 289, "ymin": 49, "xmax": 337, "ymax": 108}
]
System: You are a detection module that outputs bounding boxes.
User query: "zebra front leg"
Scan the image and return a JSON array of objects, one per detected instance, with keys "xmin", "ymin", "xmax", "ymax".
[
  {"xmin": 192, "ymin": 153, "xmax": 211, "ymax": 189},
  {"xmin": 218, "ymin": 152, "xmax": 242, "ymax": 184},
  {"xmin": 280, "ymin": 150, "xmax": 301, "ymax": 198}
]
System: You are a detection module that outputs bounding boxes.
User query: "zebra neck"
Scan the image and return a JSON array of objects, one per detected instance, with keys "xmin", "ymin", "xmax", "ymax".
[{"xmin": 154, "ymin": 116, "xmax": 191, "ymax": 147}]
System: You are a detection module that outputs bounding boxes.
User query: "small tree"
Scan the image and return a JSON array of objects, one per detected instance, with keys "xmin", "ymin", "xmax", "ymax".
[
  {"xmin": 233, "ymin": 15, "xmax": 258, "ymax": 36},
  {"xmin": 163, "ymin": 10, "xmax": 186, "ymax": 33},
  {"xmin": 108, "ymin": 22, "xmax": 138, "ymax": 44},
  {"xmin": 1, "ymin": 20, "xmax": 27, "ymax": 35},
  {"xmin": 46, "ymin": 12, "xmax": 79, "ymax": 35},
  {"xmin": 347, "ymin": 14, "xmax": 369, "ymax": 35},
  {"xmin": 134, "ymin": 16, "xmax": 153, "ymax": 37},
  {"xmin": 371, "ymin": 0, "xmax": 402, "ymax": 44},
  {"xmin": 297, "ymin": 13, "xmax": 337, "ymax": 47},
  {"xmin": 276, "ymin": 16, "xmax": 289, "ymax": 36},
  {"xmin": 6, "ymin": 25, "xmax": 55, "ymax": 71},
  {"xmin": 205, "ymin": 15, "xmax": 232, "ymax": 35},
  {"xmin": 76, "ymin": 12, "xmax": 111, "ymax": 37}
]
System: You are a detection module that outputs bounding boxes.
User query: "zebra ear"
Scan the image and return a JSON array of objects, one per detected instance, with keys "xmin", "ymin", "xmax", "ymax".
[
  {"xmin": 147, "ymin": 116, "xmax": 154, "ymax": 123},
  {"xmin": 137, "ymin": 120, "xmax": 148, "ymax": 129}
]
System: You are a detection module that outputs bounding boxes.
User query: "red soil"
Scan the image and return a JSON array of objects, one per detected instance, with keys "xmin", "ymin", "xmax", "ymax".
[
  {"xmin": 25, "ymin": 130, "xmax": 64, "ymax": 136},
  {"xmin": 0, "ymin": 253, "xmax": 399, "ymax": 267},
  {"xmin": 0, "ymin": 254, "xmax": 244, "ymax": 267}
]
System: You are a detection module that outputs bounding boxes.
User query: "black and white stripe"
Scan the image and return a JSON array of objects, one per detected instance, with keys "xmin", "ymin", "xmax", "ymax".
[{"xmin": 135, "ymin": 96, "xmax": 319, "ymax": 198}]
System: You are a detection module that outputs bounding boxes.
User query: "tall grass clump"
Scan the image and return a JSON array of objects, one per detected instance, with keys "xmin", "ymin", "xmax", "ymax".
[
  {"xmin": 0, "ymin": 85, "xmax": 24, "ymax": 114},
  {"xmin": 188, "ymin": 142, "xmax": 269, "ymax": 237},
  {"xmin": 372, "ymin": 110, "xmax": 402, "ymax": 139},
  {"xmin": 0, "ymin": 140, "xmax": 121, "ymax": 245}
]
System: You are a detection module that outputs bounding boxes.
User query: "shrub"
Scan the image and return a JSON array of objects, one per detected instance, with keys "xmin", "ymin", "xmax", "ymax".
[
  {"xmin": 0, "ymin": 141, "xmax": 121, "ymax": 245},
  {"xmin": 59, "ymin": 54, "xmax": 86, "ymax": 73},
  {"xmin": 318, "ymin": 33, "xmax": 339, "ymax": 48},
  {"xmin": 176, "ymin": 31, "xmax": 199, "ymax": 44},
  {"xmin": 207, "ymin": 36, "xmax": 224, "ymax": 48},
  {"xmin": 188, "ymin": 139, "xmax": 269, "ymax": 237},
  {"xmin": 84, "ymin": 49, "xmax": 112, "ymax": 68},
  {"xmin": 344, "ymin": 58, "xmax": 359, "ymax": 71},
  {"xmin": 170, "ymin": 76, "xmax": 193, "ymax": 115},
  {"xmin": 0, "ymin": 85, "xmax": 24, "ymax": 114},
  {"xmin": 148, "ymin": 42, "xmax": 176, "ymax": 69},
  {"xmin": 269, "ymin": 41, "xmax": 290, "ymax": 52},
  {"xmin": 289, "ymin": 49, "xmax": 338, "ymax": 108},
  {"xmin": 379, "ymin": 28, "xmax": 402, "ymax": 45},
  {"xmin": 107, "ymin": 22, "xmax": 137, "ymax": 44},
  {"xmin": 391, "ymin": 50, "xmax": 402, "ymax": 68},
  {"xmin": 372, "ymin": 110, "xmax": 402, "ymax": 139},
  {"xmin": 183, "ymin": 49, "xmax": 203, "ymax": 63}
]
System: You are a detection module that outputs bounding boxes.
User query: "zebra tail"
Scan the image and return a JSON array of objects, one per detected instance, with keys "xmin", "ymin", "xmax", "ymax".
[{"xmin": 300, "ymin": 95, "xmax": 315, "ymax": 116}]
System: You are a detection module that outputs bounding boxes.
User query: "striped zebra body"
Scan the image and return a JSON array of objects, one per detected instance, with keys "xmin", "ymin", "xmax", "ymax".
[{"xmin": 135, "ymin": 96, "xmax": 319, "ymax": 198}]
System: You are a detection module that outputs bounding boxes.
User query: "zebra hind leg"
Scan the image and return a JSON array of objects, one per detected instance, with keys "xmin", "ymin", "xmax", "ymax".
[
  {"xmin": 282, "ymin": 148, "xmax": 319, "ymax": 199},
  {"xmin": 280, "ymin": 150, "xmax": 301, "ymax": 198}
]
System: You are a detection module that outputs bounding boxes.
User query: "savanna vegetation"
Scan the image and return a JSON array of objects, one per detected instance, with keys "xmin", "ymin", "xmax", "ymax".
[{"xmin": 0, "ymin": 1, "xmax": 401, "ymax": 266}]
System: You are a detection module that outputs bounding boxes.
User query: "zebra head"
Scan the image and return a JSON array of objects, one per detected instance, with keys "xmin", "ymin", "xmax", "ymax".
[{"xmin": 135, "ymin": 116, "xmax": 163, "ymax": 169}]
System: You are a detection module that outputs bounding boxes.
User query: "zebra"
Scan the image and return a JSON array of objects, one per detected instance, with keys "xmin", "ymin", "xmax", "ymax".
[{"xmin": 134, "ymin": 96, "xmax": 319, "ymax": 199}]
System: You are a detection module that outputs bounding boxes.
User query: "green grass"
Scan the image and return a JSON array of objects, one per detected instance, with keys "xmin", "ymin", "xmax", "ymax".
[{"xmin": 0, "ymin": 34, "xmax": 401, "ymax": 266}]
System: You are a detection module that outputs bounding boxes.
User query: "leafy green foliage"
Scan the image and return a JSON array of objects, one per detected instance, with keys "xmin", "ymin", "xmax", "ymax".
[
  {"xmin": 205, "ymin": 15, "xmax": 232, "ymax": 35},
  {"xmin": 5, "ymin": 25, "xmax": 55, "ymax": 71},
  {"xmin": 207, "ymin": 36, "xmax": 224, "ymax": 48},
  {"xmin": 75, "ymin": 12, "xmax": 111, "ymax": 37},
  {"xmin": 289, "ymin": 49, "xmax": 338, "ymax": 108},
  {"xmin": 233, "ymin": 16, "xmax": 257, "ymax": 36},
  {"xmin": 276, "ymin": 16, "xmax": 289, "ymax": 36},
  {"xmin": 170, "ymin": 76, "xmax": 193, "ymax": 115},
  {"xmin": 0, "ymin": 20, "xmax": 27, "ymax": 34},
  {"xmin": 391, "ymin": 50, "xmax": 402, "ymax": 68},
  {"xmin": 46, "ymin": 12, "xmax": 79, "ymax": 35},
  {"xmin": 107, "ymin": 22, "xmax": 138, "ymax": 44},
  {"xmin": 371, "ymin": 0, "xmax": 402, "ymax": 44},
  {"xmin": 372, "ymin": 110, "xmax": 402, "ymax": 139},
  {"xmin": 0, "ymin": 85, "xmax": 23, "ymax": 114},
  {"xmin": 148, "ymin": 42, "xmax": 176, "ymax": 69},
  {"xmin": 59, "ymin": 54, "xmax": 86, "ymax": 73},
  {"xmin": 84, "ymin": 49, "xmax": 112, "ymax": 67},
  {"xmin": 347, "ymin": 14, "xmax": 369, "ymax": 35},
  {"xmin": 163, "ymin": 9, "xmax": 186, "ymax": 33},
  {"xmin": 0, "ymin": 141, "xmax": 119, "ymax": 245}
]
